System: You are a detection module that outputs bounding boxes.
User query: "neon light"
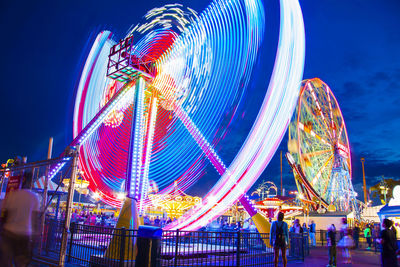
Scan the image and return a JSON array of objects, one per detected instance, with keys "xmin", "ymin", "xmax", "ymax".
[
  {"xmin": 128, "ymin": 78, "xmax": 146, "ymax": 199},
  {"xmin": 166, "ymin": 0, "xmax": 305, "ymax": 230},
  {"xmin": 71, "ymin": 0, "xmax": 305, "ymax": 221}
]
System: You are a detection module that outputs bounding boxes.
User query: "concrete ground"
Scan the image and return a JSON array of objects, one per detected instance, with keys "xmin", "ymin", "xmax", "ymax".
[{"xmin": 287, "ymin": 247, "xmax": 382, "ymax": 267}]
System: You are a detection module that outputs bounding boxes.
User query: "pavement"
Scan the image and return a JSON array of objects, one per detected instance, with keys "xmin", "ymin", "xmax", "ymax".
[
  {"xmin": 31, "ymin": 246, "xmax": 383, "ymax": 267},
  {"xmin": 287, "ymin": 247, "xmax": 381, "ymax": 267}
]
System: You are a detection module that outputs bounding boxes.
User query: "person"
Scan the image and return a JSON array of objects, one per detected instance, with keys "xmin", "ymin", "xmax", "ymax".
[
  {"xmin": 249, "ymin": 220, "xmax": 257, "ymax": 233},
  {"xmin": 71, "ymin": 209, "xmax": 78, "ymax": 224},
  {"xmin": 0, "ymin": 176, "xmax": 41, "ymax": 266},
  {"xmin": 290, "ymin": 219, "xmax": 303, "ymax": 233},
  {"xmin": 364, "ymin": 224, "xmax": 372, "ymax": 249},
  {"xmin": 377, "ymin": 219, "xmax": 398, "ymax": 267},
  {"xmin": 373, "ymin": 224, "xmax": 380, "ymax": 250},
  {"xmin": 353, "ymin": 223, "xmax": 360, "ymax": 249},
  {"xmin": 90, "ymin": 212, "xmax": 96, "ymax": 226},
  {"xmin": 96, "ymin": 214, "xmax": 102, "ymax": 226},
  {"xmin": 270, "ymin": 212, "xmax": 289, "ymax": 267},
  {"xmin": 337, "ymin": 218, "xmax": 354, "ymax": 264},
  {"xmin": 327, "ymin": 224, "xmax": 337, "ymax": 267},
  {"xmin": 302, "ymin": 223, "xmax": 308, "ymax": 232},
  {"xmin": 154, "ymin": 216, "xmax": 160, "ymax": 226},
  {"xmin": 309, "ymin": 220, "xmax": 316, "ymax": 247}
]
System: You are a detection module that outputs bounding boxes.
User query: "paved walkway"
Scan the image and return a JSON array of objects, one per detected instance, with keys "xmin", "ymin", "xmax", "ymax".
[{"xmin": 287, "ymin": 247, "xmax": 381, "ymax": 267}]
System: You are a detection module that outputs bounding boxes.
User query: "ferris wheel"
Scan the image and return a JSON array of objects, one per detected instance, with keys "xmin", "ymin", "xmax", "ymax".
[
  {"xmin": 288, "ymin": 78, "xmax": 357, "ymax": 212},
  {"xmin": 66, "ymin": 0, "xmax": 306, "ymax": 232}
]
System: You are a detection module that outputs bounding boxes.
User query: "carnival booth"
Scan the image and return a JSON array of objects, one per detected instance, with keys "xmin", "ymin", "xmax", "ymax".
[
  {"xmin": 377, "ymin": 185, "xmax": 400, "ymax": 238},
  {"xmin": 254, "ymin": 195, "xmax": 303, "ymax": 220}
]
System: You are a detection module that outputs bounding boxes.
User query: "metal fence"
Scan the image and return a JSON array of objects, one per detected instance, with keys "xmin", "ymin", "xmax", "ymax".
[
  {"xmin": 160, "ymin": 230, "xmax": 308, "ymax": 267},
  {"xmin": 36, "ymin": 219, "xmax": 138, "ymax": 266},
  {"xmin": 315, "ymin": 229, "xmax": 379, "ymax": 252},
  {"xmin": 34, "ymin": 220, "xmax": 309, "ymax": 267}
]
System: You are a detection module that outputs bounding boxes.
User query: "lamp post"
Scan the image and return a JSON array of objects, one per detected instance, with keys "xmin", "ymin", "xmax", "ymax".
[
  {"xmin": 380, "ymin": 176, "xmax": 388, "ymax": 204},
  {"xmin": 361, "ymin": 157, "xmax": 368, "ymax": 204}
]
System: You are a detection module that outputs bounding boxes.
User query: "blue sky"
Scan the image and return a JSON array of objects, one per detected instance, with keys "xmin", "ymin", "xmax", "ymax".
[{"xmin": 1, "ymin": 0, "xmax": 399, "ymax": 200}]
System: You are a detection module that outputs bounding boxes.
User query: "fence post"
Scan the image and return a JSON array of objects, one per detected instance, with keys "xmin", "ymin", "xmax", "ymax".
[
  {"xmin": 119, "ymin": 227, "xmax": 126, "ymax": 267},
  {"xmin": 58, "ymin": 146, "xmax": 79, "ymax": 267},
  {"xmin": 321, "ymin": 230, "xmax": 324, "ymax": 246},
  {"xmin": 174, "ymin": 229, "xmax": 180, "ymax": 267},
  {"xmin": 39, "ymin": 137, "xmax": 53, "ymax": 254},
  {"xmin": 67, "ymin": 222, "xmax": 75, "ymax": 262},
  {"xmin": 236, "ymin": 230, "xmax": 241, "ymax": 267},
  {"xmin": 302, "ymin": 233, "xmax": 305, "ymax": 261}
]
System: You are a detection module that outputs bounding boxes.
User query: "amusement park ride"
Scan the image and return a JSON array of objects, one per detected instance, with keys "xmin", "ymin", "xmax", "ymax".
[
  {"xmin": 45, "ymin": 0, "xmax": 306, "ymax": 235},
  {"xmin": 286, "ymin": 78, "xmax": 363, "ymax": 215}
]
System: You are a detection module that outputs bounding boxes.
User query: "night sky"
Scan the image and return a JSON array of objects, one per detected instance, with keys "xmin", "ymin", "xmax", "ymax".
[{"xmin": 1, "ymin": 0, "xmax": 399, "ymax": 201}]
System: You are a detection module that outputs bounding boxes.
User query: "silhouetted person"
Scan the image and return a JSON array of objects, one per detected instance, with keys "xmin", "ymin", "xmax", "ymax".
[
  {"xmin": 327, "ymin": 224, "xmax": 337, "ymax": 267},
  {"xmin": 378, "ymin": 219, "xmax": 398, "ymax": 267},
  {"xmin": 270, "ymin": 212, "xmax": 288, "ymax": 267},
  {"xmin": 353, "ymin": 223, "xmax": 360, "ymax": 249}
]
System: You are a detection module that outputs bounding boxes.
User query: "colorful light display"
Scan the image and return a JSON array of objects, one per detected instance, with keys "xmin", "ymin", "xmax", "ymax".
[
  {"xmin": 69, "ymin": 0, "xmax": 305, "ymax": 231},
  {"xmin": 148, "ymin": 181, "xmax": 202, "ymax": 219}
]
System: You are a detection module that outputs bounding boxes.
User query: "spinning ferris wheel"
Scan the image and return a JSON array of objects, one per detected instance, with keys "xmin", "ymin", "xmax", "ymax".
[
  {"xmin": 50, "ymin": 0, "xmax": 308, "ymax": 233},
  {"xmin": 287, "ymin": 78, "xmax": 357, "ymax": 212}
]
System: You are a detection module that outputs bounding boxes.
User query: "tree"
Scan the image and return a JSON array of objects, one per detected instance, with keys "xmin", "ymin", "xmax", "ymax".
[{"xmin": 369, "ymin": 178, "xmax": 400, "ymax": 205}]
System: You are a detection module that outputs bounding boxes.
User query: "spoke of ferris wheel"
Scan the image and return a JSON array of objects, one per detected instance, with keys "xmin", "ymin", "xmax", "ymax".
[
  {"xmin": 48, "ymin": 80, "xmax": 136, "ymax": 180},
  {"xmin": 310, "ymin": 153, "xmax": 333, "ymax": 186},
  {"xmin": 173, "ymin": 105, "xmax": 258, "ymax": 215},
  {"xmin": 301, "ymin": 149, "xmax": 333, "ymax": 159},
  {"xmin": 321, "ymin": 156, "xmax": 334, "ymax": 196},
  {"xmin": 325, "ymin": 85, "xmax": 336, "ymax": 140},
  {"xmin": 336, "ymin": 123, "xmax": 344, "ymax": 144},
  {"xmin": 298, "ymin": 122, "xmax": 331, "ymax": 147},
  {"xmin": 301, "ymin": 100, "xmax": 332, "ymax": 144},
  {"xmin": 306, "ymin": 83, "xmax": 333, "ymax": 140}
]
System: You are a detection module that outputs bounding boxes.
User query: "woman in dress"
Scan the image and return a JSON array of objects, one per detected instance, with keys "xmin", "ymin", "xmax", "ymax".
[{"xmin": 337, "ymin": 218, "xmax": 354, "ymax": 264}]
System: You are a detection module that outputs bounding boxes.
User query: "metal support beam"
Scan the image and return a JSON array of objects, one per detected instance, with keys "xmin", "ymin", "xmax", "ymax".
[{"xmin": 58, "ymin": 146, "xmax": 79, "ymax": 267}]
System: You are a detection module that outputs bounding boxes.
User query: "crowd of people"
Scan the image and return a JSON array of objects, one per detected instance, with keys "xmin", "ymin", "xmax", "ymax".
[
  {"xmin": 63, "ymin": 209, "xmax": 118, "ymax": 227},
  {"xmin": 269, "ymin": 213, "xmax": 400, "ymax": 267}
]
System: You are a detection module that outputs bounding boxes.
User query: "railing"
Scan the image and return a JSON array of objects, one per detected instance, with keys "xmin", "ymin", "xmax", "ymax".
[
  {"xmin": 289, "ymin": 232, "xmax": 310, "ymax": 260},
  {"xmin": 160, "ymin": 230, "xmax": 272, "ymax": 267},
  {"xmin": 34, "ymin": 220, "xmax": 309, "ymax": 267},
  {"xmin": 315, "ymin": 229, "xmax": 380, "ymax": 252}
]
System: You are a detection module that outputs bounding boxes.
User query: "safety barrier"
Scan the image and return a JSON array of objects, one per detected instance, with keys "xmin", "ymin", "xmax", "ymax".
[{"xmin": 34, "ymin": 220, "xmax": 309, "ymax": 266}]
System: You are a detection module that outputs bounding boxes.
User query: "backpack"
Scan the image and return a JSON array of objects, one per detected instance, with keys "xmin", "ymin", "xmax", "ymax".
[{"xmin": 274, "ymin": 222, "xmax": 286, "ymax": 247}]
